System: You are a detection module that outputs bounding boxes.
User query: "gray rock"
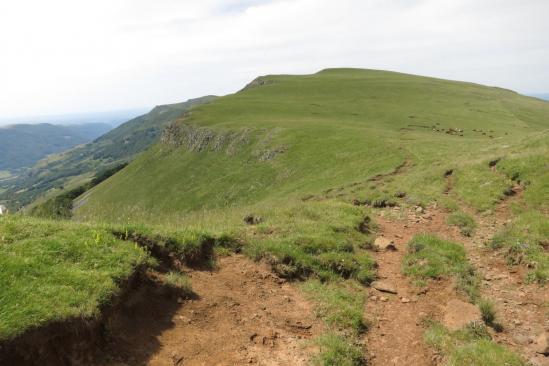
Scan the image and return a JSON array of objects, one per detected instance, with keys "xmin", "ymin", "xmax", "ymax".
[{"xmin": 371, "ymin": 281, "xmax": 398, "ymax": 294}]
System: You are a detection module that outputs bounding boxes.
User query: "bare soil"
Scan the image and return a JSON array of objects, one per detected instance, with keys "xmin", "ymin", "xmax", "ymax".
[
  {"xmin": 461, "ymin": 192, "xmax": 549, "ymax": 366},
  {"xmin": 364, "ymin": 206, "xmax": 462, "ymax": 366},
  {"xmin": 101, "ymin": 255, "xmax": 322, "ymax": 366},
  {"xmin": 365, "ymin": 191, "xmax": 549, "ymax": 366}
]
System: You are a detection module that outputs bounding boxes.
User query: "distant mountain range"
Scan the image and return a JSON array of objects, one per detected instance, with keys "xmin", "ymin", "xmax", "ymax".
[
  {"xmin": 0, "ymin": 122, "xmax": 112, "ymax": 171},
  {"xmin": 0, "ymin": 108, "xmax": 150, "ymax": 128},
  {"xmin": 0, "ymin": 96, "xmax": 216, "ymax": 208}
]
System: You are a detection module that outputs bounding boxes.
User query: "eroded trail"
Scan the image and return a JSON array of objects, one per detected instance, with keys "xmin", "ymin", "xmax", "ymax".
[
  {"xmin": 365, "ymin": 206, "xmax": 461, "ymax": 366},
  {"xmin": 461, "ymin": 195, "xmax": 549, "ymax": 366},
  {"xmin": 102, "ymin": 255, "xmax": 322, "ymax": 366},
  {"xmin": 367, "ymin": 196, "xmax": 549, "ymax": 366}
]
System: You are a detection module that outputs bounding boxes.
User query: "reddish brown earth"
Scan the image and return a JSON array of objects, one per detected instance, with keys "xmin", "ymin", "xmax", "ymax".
[
  {"xmin": 101, "ymin": 255, "xmax": 322, "ymax": 366},
  {"xmin": 364, "ymin": 205, "xmax": 463, "ymax": 366},
  {"xmin": 365, "ymin": 191, "xmax": 549, "ymax": 366},
  {"xmin": 462, "ymin": 192, "xmax": 549, "ymax": 366}
]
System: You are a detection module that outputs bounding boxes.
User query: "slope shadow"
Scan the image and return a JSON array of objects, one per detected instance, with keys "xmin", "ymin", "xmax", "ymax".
[{"xmin": 97, "ymin": 280, "xmax": 201, "ymax": 366}]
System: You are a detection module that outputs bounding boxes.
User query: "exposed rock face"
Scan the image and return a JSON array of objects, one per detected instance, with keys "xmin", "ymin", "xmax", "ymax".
[
  {"xmin": 161, "ymin": 123, "xmax": 287, "ymax": 162},
  {"xmin": 443, "ymin": 299, "xmax": 482, "ymax": 331},
  {"xmin": 161, "ymin": 123, "xmax": 250, "ymax": 155},
  {"xmin": 240, "ymin": 76, "xmax": 275, "ymax": 92}
]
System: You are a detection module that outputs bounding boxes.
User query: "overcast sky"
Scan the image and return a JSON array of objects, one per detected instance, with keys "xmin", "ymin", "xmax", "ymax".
[{"xmin": 0, "ymin": 0, "xmax": 548, "ymax": 121}]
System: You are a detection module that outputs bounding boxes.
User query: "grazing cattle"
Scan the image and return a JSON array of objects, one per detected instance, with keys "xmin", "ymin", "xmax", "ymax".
[{"xmin": 0, "ymin": 205, "xmax": 7, "ymax": 215}]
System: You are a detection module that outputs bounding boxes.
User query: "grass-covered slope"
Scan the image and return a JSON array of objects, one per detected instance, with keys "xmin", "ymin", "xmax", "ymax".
[
  {"xmin": 75, "ymin": 68, "xmax": 549, "ymax": 225},
  {"xmin": 0, "ymin": 96, "xmax": 216, "ymax": 209},
  {"xmin": 0, "ymin": 215, "xmax": 148, "ymax": 341}
]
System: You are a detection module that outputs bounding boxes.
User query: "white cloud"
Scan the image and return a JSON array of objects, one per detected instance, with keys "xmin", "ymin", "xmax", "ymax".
[{"xmin": 0, "ymin": 0, "xmax": 548, "ymax": 119}]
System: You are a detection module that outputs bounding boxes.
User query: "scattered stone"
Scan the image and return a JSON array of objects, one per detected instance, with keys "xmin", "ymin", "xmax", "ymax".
[
  {"xmin": 244, "ymin": 214, "xmax": 263, "ymax": 225},
  {"xmin": 380, "ymin": 296, "xmax": 389, "ymax": 302},
  {"xmin": 285, "ymin": 320, "xmax": 313, "ymax": 330},
  {"xmin": 374, "ymin": 237, "xmax": 397, "ymax": 251},
  {"xmin": 401, "ymin": 297, "xmax": 411, "ymax": 303},
  {"xmin": 534, "ymin": 331, "xmax": 549, "ymax": 356},
  {"xmin": 177, "ymin": 316, "xmax": 192, "ymax": 324},
  {"xmin": 443, "ymin": 299, "xmax": 482, "ymax": 331},
  {"xmin": 415, "ymin": 206, "xmax": 424, "ymax": 214},
  {"xmin": 513, "ymin": 334, "xmax": 531, "ymax": 345},
  {"xmin": 371, "ymin": 281, "xmax": 398, "ymax": 294}
]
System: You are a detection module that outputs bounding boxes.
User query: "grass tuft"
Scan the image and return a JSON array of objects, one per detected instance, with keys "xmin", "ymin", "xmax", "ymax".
[
  {"xmin": 302, "ymin": 280, "xmax": 366, "ymax": 336},
  {"xmin": 312, "ymin": 333, "xmax": 365, "ymax": 366},
  {"xmin": 447, "ymin": 211, "xmax": 477, "ymax": 237},
  {"xmin": 490, "ymin": 211, "xmax": 549, "ymax": 284},
  {"xmin": 403, "ymin": 234, "xmax": 479, "ymax": 301},
  {"xmin": 425, "ymin": 322, "xmax": 525, "ymax": 366}
]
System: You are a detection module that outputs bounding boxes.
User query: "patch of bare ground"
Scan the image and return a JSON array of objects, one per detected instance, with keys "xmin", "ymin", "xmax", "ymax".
[
  {"xmin": 459, "ymin": 191, "xmax": 549, "ymax": 366},
  {"xmin": 366, "ymin": 187, "xmax": 548, "ymax": 365},
  {"xmin": 364, "ymin": 206, "xmax": 462, "ymax": 366},
  {"xmin": 101, "ymin": 255, "xmax": 322, "ymax": 366}
]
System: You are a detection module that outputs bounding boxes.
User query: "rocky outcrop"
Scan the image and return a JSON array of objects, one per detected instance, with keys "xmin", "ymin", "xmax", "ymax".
[
  {"xmin": 161, "ymin": 123, "xmax": 250, "ymax": 155},
  {"xmin": 161, "ymin": 123, "xmax": 288, "ymax": 161}
]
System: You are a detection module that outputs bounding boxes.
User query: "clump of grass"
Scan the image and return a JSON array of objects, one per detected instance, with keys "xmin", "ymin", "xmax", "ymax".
[
  {"xmin": 447, "ymin": 211, "xmax": 477, "ymax": 237},
  {"xmin": 312, "ymin": 333, "xmax": 365, "ymax": 366},
  {"xmin": 243, "ymin": 201, "xmax": 377, "ymax": 283},
  {"xmin": 425, "ymin": 322, "xmax": 525, "ymax": 366},
  {"xmin": 452, "ymin": 164, "xmax": 512, "ymax": 212},
  {"xmin": 489, "ymin": 211, "xmax": 549, "ymax": 284},
  {"xmin": 478, "ymin": 299, "xmax": 496, "ymax": 324},
  {"xmin": 302, "ymin": 280, "xmax": 366, "ymax": 335},
  {"xmin": 304, "ymin": 280, "xmax": 367, "ymax": 366},
  {"xmin": 403, "ymin": 234, "xmax": 479, "ymax": 301},
  {"xmin": 478, "ymin": 299, "xmax": 503, "ymax": 332},
  {"xmin": 164, "ymin": 272, "xmax": 193, "ymax": 297}
]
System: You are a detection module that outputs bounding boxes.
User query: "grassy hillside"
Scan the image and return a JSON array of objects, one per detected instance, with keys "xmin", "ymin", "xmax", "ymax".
[
  {"xmin": 75, "ymin": 68, "xmax": 549, "ymax": 225},
  {"xmin": 70, "ymin": 69, "xmax": 547, "ymax": 363},
  {"xmin": 4, "ymin": 69, "xmax": 548, "ymax": 364},
  {"xmin": 0, "ymin": 122, "xmax": 111, "ymax": 171},
  {"xmin": 0, "ymin": 215, "xmax": 148, "ymax": 340},
  {"xmin": 0, "ymin": 96, "xmax": 215, "ymax": 209}
]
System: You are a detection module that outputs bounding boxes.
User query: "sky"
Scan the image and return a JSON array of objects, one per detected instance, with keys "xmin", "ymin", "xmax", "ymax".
[{"xmin": 0, "ymin": 0, "xmax": 548, "ymax": 121}]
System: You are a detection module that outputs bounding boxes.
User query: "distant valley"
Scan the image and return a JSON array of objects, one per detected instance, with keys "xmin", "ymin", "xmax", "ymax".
[
  {"xmin": 0, "ymin": 96, "xmax": 216, "ymax": 209},
  {"xmin": 0, "ymin": 122, "xmax": 112, "ymax": 172}
]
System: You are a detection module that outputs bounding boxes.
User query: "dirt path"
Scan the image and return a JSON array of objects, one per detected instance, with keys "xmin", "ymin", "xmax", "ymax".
[
  {"xmin": 364, "ymin": 206, "xmax": 461, "ymax": 366},
  {"xmin": 102, "ymin": 255, "xmax": 322, "ymax": 366},
  {"xmin": 366, "ymin": 194, "xmax": 549, "ymax": 366},
  {"xmin": 460, "ymin": 193, "xmax": 549, "ymax": 366}
]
